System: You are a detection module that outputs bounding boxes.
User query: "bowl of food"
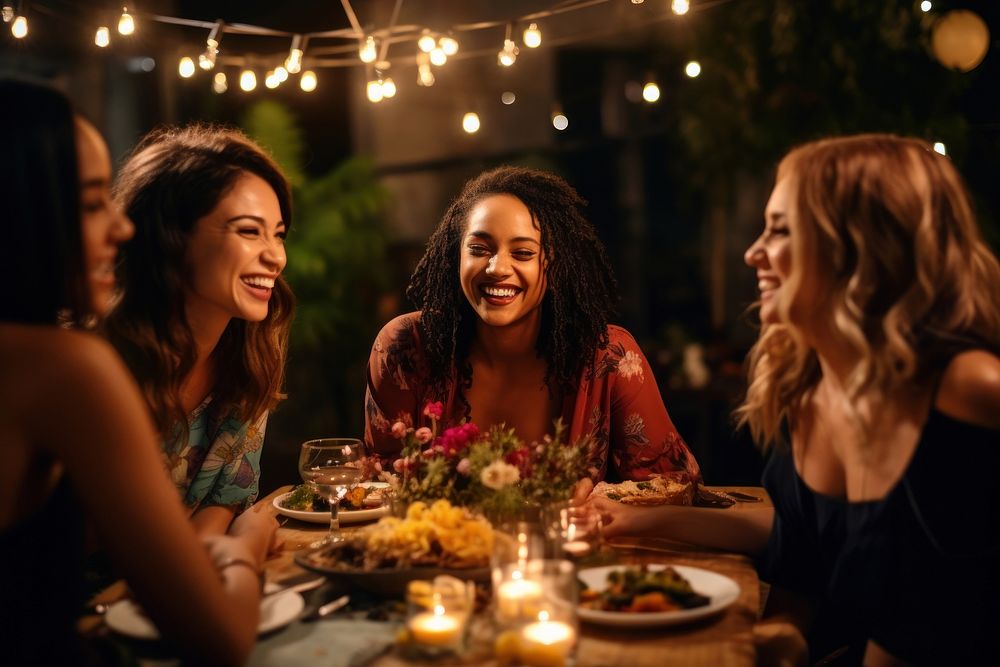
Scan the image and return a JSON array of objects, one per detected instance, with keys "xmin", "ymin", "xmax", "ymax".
[{"xmin": 295, "ymin": 499, "xmax": 493, "ymax": 597}]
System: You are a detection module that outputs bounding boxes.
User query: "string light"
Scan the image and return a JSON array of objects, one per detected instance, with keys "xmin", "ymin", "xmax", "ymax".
[
  {"xmin": 381, "ymin": 76, "xmax": 396, "ymax": 98},
  {"xmin": 552, "ymin": 108, "xmax": 568, "ymax": 130},
  {"xmin": 359, "ymin": 35, "xmax": 377, "ymax": 63},
  {"xmin": 1, "ymin": 5, "xmax": 13, "ymax": 23},
  {"xmin": 199, "ymin": 20, "xmax": 223, "ymax": 70},
  {"xmin": 274, "ymin": 66, "xmax": 288, "ymax": 83},
  {"xmin": 366, "ymin": 79, "xmax": 383, "ymax": 102},
  {"xmin": 920, "ymin": 1, "xmax": 932, "ymax": 12},
  {"xmin": 239, "ymin": 69, "xmax": 256, "ymax": 92},
  {"xmin": 418, "ymin": 30, "xmax": 436, "ymax": 53},
  {"xmin": 671, "ymin": 0, "xmax": 690, "ymax": 15},
  {"xmin": 439, "ymin": 35, "xmax": 459, "ymax": 56},
  {"xmin": 642, "ymin": 81, "xmax": 660, "ymax": 102},
  {"xmin": 523, "ymin": 23, "xmax": 541, "ymax": 48},
  {"xmin": 118, "ymin": 7, "xmax": 135, "ymax": 35},
  {"xmin": 212, "ymin": 71, "xmax": 227, "ymax": 94},
  {"xmin": 285, "ymin": 35, "xmax": 304, "ymax": 74},
  {"xmin": 264, "ymin": 70, "xmax": 279, "ymax": 88},
  {"xmin": 933, "ymin": 141, "xmax": 946, "ymax": 155},
  {"xmin": 94, "ymin": 26, "xmax": 110, "ymax": 47},
  {"xmin": 178, "ymin": 56, "xmax": 196, "ymax": 78},
  {"xmin": 11, "ymin": 14, "xmax": 26, "ymax": 38},
  {"xmin": 416, "ymin": 52, "xmax": 435, "ymax": 86},
  {"xmin": 631, "ymin": 0, "xmax": 644, "ymax": 4},
  {"xmin": 684, "ymin": 60, "xmax": 701, "ymax": 77},
  {"xmin": 429, "ymin": 47, "xmax": 447, "ymax": 66},
  {"xmin": 501, "ymin": 91, "xmax": 516, "ymax": 105},
  {"xmin": 498, "ymin": 39, "xmax": 518, "ymax": 67},
  {"xmin": 299, "ymin": 70, "xmax": 317, "ymax": 92},
  {"xmin": 462, "ymin": 112, "xmax": 480, "ymax": 133}
]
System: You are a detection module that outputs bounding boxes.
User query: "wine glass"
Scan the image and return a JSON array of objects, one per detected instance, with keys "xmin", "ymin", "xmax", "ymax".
[{"xmin": 299, "ymin": 438, "xmax": 368, "ymax": 547}]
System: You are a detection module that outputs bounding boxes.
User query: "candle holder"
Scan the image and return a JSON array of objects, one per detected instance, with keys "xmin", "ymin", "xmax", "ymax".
[
  {"xmin": 403, "ymin": 576, "xmax": 474, "ymax": 657},
  {"xmin": 492, "ymin": 559, "xmax": 579, "ymax": 667}
]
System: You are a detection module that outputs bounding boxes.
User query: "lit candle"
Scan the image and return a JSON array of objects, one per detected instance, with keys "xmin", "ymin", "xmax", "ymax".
[
  {"xmin": 519, "ymin": 612, "xmax": 576, "ymax": 667},
  {"xmin": 562, "ymin": 540, "xmax": 591, "ymax": 558},
  {"xmin": 408, "ymin": 605, "xmax": 461, "ymax": 647},
  {"xmin": 495, "ymin": 573, "xmax": 543, "ymax": 622}
]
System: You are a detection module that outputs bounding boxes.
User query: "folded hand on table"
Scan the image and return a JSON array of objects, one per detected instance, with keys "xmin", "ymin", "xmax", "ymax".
[{"xmin": 226, "ymin": 507, "xmax": 280, "ymax": 564}]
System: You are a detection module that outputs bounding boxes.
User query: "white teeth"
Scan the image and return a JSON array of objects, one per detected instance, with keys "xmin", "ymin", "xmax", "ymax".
[
  {"xmin": 242, "ymin": 276, "xmax": 275, "ymax": 289},
  {"xmin": 758, "ymin": 279, "xmax": 779, "ymax": 291},
  {"xmin": 483, "ymin": 286, "xmax": 518, "ymax": 298}
]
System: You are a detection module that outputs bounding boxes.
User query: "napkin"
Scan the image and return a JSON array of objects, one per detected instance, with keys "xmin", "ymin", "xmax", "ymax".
[{"xmin": 247, "ymin": 619, "xmax": 399, "ymax": 667}]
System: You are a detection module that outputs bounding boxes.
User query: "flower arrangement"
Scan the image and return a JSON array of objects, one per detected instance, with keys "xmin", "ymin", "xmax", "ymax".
[{"xmin": 384, "ymin": 402, "xmax": 592, "ymax": 521}]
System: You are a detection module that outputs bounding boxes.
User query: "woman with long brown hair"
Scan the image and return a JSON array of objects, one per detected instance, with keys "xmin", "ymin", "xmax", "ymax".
[
  {"xmin": 105, "ymin": 125, "xmax": 294, "ymax": 535},
  {"xmin": 590, "ymin": 134, "xmax": 1000, "ymax": 664}
]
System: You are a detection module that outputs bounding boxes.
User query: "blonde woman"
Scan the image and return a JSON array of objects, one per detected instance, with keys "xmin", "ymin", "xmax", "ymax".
[{"xmin": 590, "ymin": 135, "xmax": 1000, "ymax": 665}]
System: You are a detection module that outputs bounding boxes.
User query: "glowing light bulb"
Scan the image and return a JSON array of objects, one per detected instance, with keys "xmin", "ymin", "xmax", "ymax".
[
  {"xmin": 299, "ymin": 70, "xmax": 317, "ymax": 92},
  {"xmin": 178, "ymin": 57, "xmax": 196, "ymax": 78},
  {"xmin": 501, "ymin": 91, "xmax": 516, "ymax": 105},
  {"xmin": 95, "ymin": 26, "xmax": 110, "ymax": 47},
  {"xmin": 417, "ymin": 64, "xmax": 435, "ymax": 87},
  {"xmin": 11, "ymin": 15, "xmax": 27, "ymax": 38},
  {"xmin": 212, "ymin": 72, "xmax": 228, "ymax": 94},
  {"xmin": 552, "ymin": 113, "xmax": 568, "ymax": 130},
  {"xmin": 685, "ymin": 60, "xmax": 701, "ymax": 78},
  {"xmin": 381, "ymin": 77, "xmax": 396, "ymax": 98},
  {"xmin": 523, "ymin": 23, "xmax": 541, "ymax": 48},
  {"xmin": 642, "ymin": 82, "xmax": 660, "ymax": 102},
  {"xmin": 439, "ymin": 36, "xmax": 459, "ymax": 56},
  {"xmin": 429, "ymin": 47, "xmax": 447, "ymax": 66},
  {"xmin": 274, "ymin": 66, "xmax": 288, "ymax": 83},
  {"xmin": 118, "ymin": 8, "xmax": 135, "ymax": 36},
  {"xmin": 239, "ymin": 69, "xmax": 256, "ymax": 92},
  {"xmin": 498, "ymin": 39, "xmax": 519, "ymax": 67},
  {"xmin": 631, "ymin": 0, "xmax": 644, "ymax": 4},
  {"xmin": 462, "ymin": 112, "xmax": 480, "ymax": 134},
  {"xmin": 920, "ymin": 1, "xmax": 932, "ymax": 12},
  {"xmin": 367, "ymin": 79, "xmax": 384, "ymax": 102},
  {"xmin": 933, "ymin": 142, "xmax": 946, "ymax": 156},
  {"xmin": 1, "ymin": 6, "xmax": 13, "ymax": 23},
  {"xmin": 359, "ymin": 35, "xmax": 377, "ymax": 63},
  {"xmin": 285, "ymin": 46, "xmax": 303, "ymax": 74},
  {"xmin": 671, "ymin": 0, "xmax": 690, "ymax": 16},
  {"xmin": 418, "ymin": 31, "xmax": 436, "ymax": 53},
  {"xmin": 199, "ymin": 46, "xmax": 217, "ymax": 71},
  {"xmin": 264, "ymin": 70, "xmax": 279, "ymax": 89}
]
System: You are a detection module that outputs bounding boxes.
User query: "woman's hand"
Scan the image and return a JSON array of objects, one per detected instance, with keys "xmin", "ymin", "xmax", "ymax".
[
  {"xmin": 586, "ymin": 495, "xmax": 650, "ymax": 539},
  {"xmin": 226, "ymin": 507, "xmax": 278, "ymax": 565},
  {"xmin": 571, "ymin": 477, "xmax": 594, "ymax": 505}
]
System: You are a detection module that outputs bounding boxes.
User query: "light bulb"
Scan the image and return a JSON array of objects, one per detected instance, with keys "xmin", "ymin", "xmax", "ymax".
[
  {"xmin": 95, "ymin": 26, "xmax": 110, "ymax": 47},
  {"xmin": 299, "ymin": 70, "xmax": 317, "ymax": 92},
  {"xmin": 462, "ymin": 112, "xmax": 480, "ymax": 134},
  {"xmin": 418, "ymin": 32, "xmax": 436, "ymax": 53},
  {"xmin": 429, "ymin": 47, "xmax": 447, "ymax": 66},
  {"xmin": 178, "ymin": 57, "xmax": 196, "ymax": 78},
  {"xmin": 417, "ymin": 64, "xmax": 435, "ymax": 87},
  {"xmin": 920, "ymin": 1, "xmax": 932, "ymax": 12},
  {"xmin": 286, "ymin": 47, "xmax": 303, "ymax": 74},
  {"xmin": 265, "ymin": 71, "xmax": 279, "ymax": 89},
  {"xmin": 11, "ymin": 15, "xmax": 26, "ymax": 38},
  {"xmin": 671, "ymin": 0, "xmax": 690, "ymax": 16},
  {"xmin": 274, "ymin": 66, "xmax": 288, "ymax": 83},
  {"xmin": 439, "ymin": 36, "xmax": 459, "ymax": 56},
  {"xmin": 631, "ymin": 0, "xmax": 644, "ymax": 3},
  {"xmin": 552, "ymin": 113, "xmax": 568, "ymax": 130},
  {"xmin": 381, "ymin": 77, "xmax": 396, "ymax": 98},
  {"xmin": 642, "ymin": 82, "xmax": 660, "ymax": 102},
  {"xmin": 498, "ymin": 39, "xmax": 518, "ymax": 67},
  {"xmin": 933, "ymin": 142, "xmax": 946, "ymax": 156},
  {"xmin": 501, "ymin": 91, "xmax": 516, "ymax": 105},
  {"xmin": 118, "ymin": 9, "xmax": 135, "ymax": 36},
  {"xmin": 685, "ymin": 60, "xmax": 701, "ymax": 78},
  {"xmin": 212, "ymin": 72, "xmax": 228, "ymax": 94},
  {"xmin": 239, "ymin": 69, "xmax": 256, "ymax": 92},
  {"xmin": 366, "ymin": 79, "xmax": 383, "ymax": 102},
  {"xmin": 359, "ymin": 35, "xmax": 377, "ymax": 63},
  {"xmin": 523, "ymin": 23, "xmax": 541, "ymax": 48},
  {"xmin": 1, "ymin": 6, "xmax": 13, "ymax": 23},
  {"xmin": 199, "ymin": 47, "xmax": 217, "ymax": 71}
]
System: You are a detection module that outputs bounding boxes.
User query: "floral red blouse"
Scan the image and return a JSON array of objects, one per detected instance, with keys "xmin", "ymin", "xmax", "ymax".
[{"xmin": 364, "ymin": 313, "xmax": 700, "ymax": 483}]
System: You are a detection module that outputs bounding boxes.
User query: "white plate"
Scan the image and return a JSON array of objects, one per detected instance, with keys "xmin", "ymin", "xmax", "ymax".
[
  {"xmin": 272, "ymin": 482, "xmax": 390, "ymax": 525},
  {"xmin": 105, "ymin": 590, "xmax": 305, "ymax": 640},
  {"xmin": 577, "ymin": 564, "xmax": 740, "ymax": 627}
]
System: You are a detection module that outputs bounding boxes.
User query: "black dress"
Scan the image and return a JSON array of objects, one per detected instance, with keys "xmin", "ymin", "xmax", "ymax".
[{"xmin": 759, "ymin": 409, "xmax": 1000, "ymax": 665}]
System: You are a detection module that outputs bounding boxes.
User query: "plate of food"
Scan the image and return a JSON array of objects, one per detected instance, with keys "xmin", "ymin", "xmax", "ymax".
[
  {"xmin": 295, "ymin": 499, "xmax": 492, "ymax": 597},
  {"xmin": 273, "ymin": 482, "xmax": 390, "ymax": 524},
  {"xmin": 588, "ymin": 473, "xmax": 696, "ymax": 506},
  {"xmin": 577, "ymin": 564, "xmax": 739, "ymax": 627}
]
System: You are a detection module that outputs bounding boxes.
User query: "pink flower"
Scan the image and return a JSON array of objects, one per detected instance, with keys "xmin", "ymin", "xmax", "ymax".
[
  {"xmin": 423, "ymin": 401, "xmax": 444, "ymax": 420},
  {"xmin": 414, "ymin": 427, "xmax": 433, "ymax": 443},
  {"xmin": 391, "ymin": 421, "xmax": 407, "ymax": 439},
  {"xmin": 392, "ymin": 458, "xmax": 406, "ymax": 473},
  {"xmin": 457, "ymin": 458, "xmax": 471, "ymax": 475}
]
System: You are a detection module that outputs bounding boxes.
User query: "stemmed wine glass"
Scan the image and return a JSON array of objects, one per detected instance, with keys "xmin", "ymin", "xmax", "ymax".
[{"xmin": 298, "ymin": 438, "xmax": 368, "ymax": 547}]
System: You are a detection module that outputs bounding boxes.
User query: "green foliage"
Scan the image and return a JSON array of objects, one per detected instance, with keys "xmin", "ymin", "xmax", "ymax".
[{"xmin": 241, "ymin": 100, "xmax": 306, "ymax": 188}]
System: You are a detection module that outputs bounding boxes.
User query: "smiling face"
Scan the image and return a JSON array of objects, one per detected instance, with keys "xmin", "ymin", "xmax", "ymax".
[
  {"xmin": 459, "ymin": 194, "xmax": 547, "ymax": 329},
  {"xmin": 745, "ymin": 178, "xmax": 794, "ymax": 325},
  {"xmin": 183, "ymin": 171, "xmax": 287, "ymax": 326},
  {"xmin": 75, "ymin": 118, "xmax": 134, "ymax": 316}
]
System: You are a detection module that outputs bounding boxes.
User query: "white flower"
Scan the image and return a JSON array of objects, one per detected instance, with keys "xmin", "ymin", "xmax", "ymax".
[
  {"xmin": 480, "ymin": 460, "xmax": 521, "ymax": 490},
  {"xmin": 617, "ymin": 350, "xmax": 644, "ymax": 381}
]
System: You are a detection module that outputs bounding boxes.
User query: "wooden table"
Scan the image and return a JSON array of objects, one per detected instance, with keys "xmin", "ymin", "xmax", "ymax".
[{"xmin": 254, "ymin": 485, "xmax": 770, "ymax": 667}]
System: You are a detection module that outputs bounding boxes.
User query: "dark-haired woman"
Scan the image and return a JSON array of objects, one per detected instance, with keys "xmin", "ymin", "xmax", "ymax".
[
  {"xmin": 0, "ymin": 80, "xmax": 275, "ymax": 666},
  {"xmin": 365, "ymin": 166, "xmax": 699, "ymax": 484},
  {"xmin": 105, "ymin": 125, "xmax": 294, "ymax": 535}
]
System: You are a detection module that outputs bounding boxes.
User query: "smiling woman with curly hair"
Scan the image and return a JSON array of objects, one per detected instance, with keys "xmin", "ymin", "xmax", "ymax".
[{"xmin": 364, "ymin": 166, "xmax": 699, "ymax": 485}]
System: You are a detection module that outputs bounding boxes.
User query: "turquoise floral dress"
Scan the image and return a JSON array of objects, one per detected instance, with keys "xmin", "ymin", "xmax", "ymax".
[{"xmin": 162, "ymin": 397, "xmax": 266, "ymax": 513}]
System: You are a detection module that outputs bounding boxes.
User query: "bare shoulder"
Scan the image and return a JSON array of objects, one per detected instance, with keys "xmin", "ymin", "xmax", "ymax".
[{"xmin": 935, "ymin": 350, "xmax": 1000, "ymax": 430}]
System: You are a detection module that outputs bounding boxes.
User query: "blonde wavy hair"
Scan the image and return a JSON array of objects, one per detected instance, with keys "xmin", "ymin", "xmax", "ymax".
[{"xmin": 737, "ymin": 134, "xmax": 1000, "ymax": 448}]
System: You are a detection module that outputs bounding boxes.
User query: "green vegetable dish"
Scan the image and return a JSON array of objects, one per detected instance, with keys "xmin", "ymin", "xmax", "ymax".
[
  {"xmin": 281, "ymin": 483, "xmax": 383, "ymax": 511},
  {"xmin": 579, "ymin": 565, "xmax": 710, "ymax": 613}
]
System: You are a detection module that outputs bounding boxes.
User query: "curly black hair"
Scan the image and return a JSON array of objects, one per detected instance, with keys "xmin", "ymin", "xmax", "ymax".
[{"xmin": 407, "ymin": 166, "xmax": 619, "ymax": 402}]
